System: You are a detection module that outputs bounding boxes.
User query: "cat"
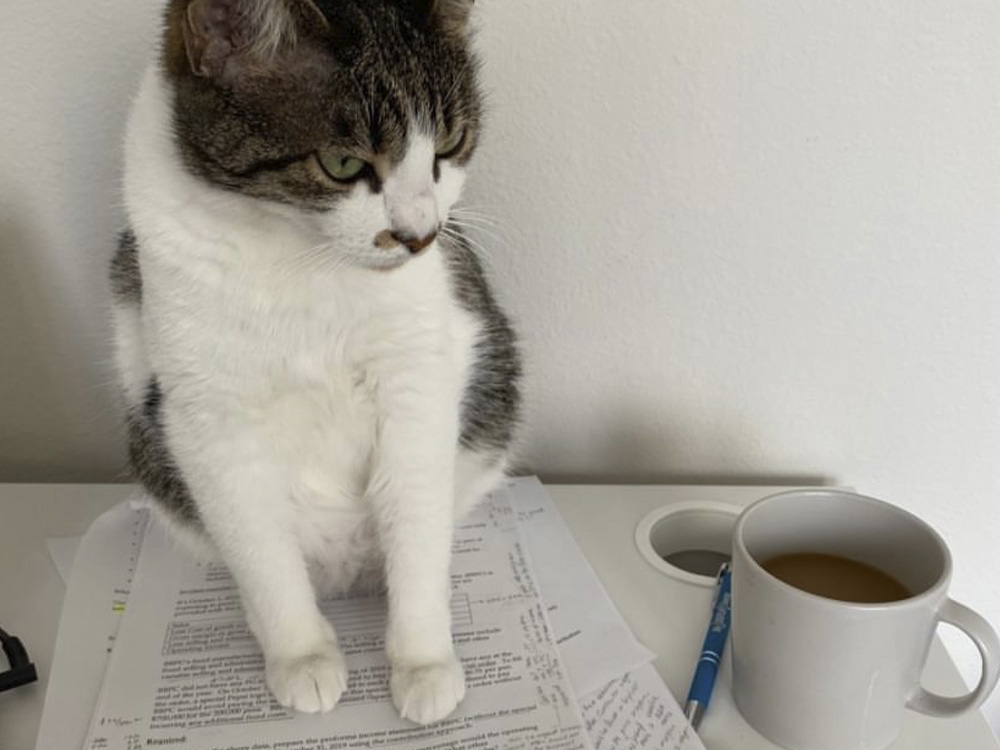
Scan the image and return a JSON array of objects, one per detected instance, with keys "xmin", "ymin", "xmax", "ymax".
[{"xmin": 110, "ymin": 0, "xmax": 520, "ymax": 726}]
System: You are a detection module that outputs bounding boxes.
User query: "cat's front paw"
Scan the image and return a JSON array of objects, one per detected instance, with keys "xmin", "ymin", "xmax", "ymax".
[
  {"xmin": 266, "ymin": 642, "xmax": 348, "ymax": 714},
  {"xmin": 390, "ymin": 655, "xmax": 466, "ymax": 725}
]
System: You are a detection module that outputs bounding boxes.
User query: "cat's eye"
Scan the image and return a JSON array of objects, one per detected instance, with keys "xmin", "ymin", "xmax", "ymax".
[
  {"xmin": 318, "ymin": 151, "xmax": 367, "ymax": 182},
  {"xmin": 437, "ymin": 128, "xmax": 466, "ymax": 159}
]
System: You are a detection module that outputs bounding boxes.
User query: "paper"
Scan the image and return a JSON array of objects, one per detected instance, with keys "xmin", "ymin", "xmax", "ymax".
[
  {"xmin": 46, "ymin": 535, "xmax": 83, "ymax": 584},
  {"xmin": 35, "ymin": 502, "xmax": 150, "ymax": 750},
  {"xmin": 83, "ymin": 487, "xmax": 592, "ymax": 750},
  {"xmin": 509, "ymin": 478, "xmax": 655, "ymax": 697},
  {"xmin": 579, "ymin": 665, "xmax": 705, "ymax": 750},
  {"xmin": 37, "ymin": 479, "xmax": 701, "ymax": 750}
]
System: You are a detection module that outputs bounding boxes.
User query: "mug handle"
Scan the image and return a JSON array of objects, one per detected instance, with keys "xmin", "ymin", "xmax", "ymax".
[{"xmin": 908, "ymin": 598, "xmax": 1000, "ymax": 717}]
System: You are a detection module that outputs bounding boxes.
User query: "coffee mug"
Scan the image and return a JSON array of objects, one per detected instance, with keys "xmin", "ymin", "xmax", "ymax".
[{"xmin": 731, "ymin": 489, "xmax": 1000, "ymax": 750}]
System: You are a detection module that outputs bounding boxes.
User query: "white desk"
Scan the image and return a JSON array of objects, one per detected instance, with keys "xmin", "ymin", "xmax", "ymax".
[{"xmin": 0, "ymin": 483, "xmax": 996, "ymax": 750}]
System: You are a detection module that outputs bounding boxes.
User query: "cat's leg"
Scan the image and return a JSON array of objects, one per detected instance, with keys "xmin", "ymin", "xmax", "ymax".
[
  {"xmin": 170, "ymin": 425, "xmax": 348, "ymax": 714},
  {"xmin": 368, "ymin": 357, "xmax": 465, "ymax": 725}
]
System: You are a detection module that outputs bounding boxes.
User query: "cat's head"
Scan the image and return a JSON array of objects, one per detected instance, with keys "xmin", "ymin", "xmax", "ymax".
[{"xmin": 162, "ymin": 0, "xmax": 481, "ymax": 270}]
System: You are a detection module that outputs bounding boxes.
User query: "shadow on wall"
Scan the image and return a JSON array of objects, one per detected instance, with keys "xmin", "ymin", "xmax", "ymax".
[
  {"xmin": 0, "ymin": 207, "xmax": 125, "ymax": 481},
  {"xmin": 539, "ymin": 469, "xmax": 832, "ymax": 488},
  {"xmin": 0, "ymin": 212, "xmax": 71, "ymax": 476},
  {"xmin": 525, "ymin": 398, "xmax": 833, "ymax": 488}
]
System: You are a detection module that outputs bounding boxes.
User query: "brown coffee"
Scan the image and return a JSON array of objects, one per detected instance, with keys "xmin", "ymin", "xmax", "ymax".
[{"xmin": 760, "ymin": 552, "xmax": 911, "ymax": 603}]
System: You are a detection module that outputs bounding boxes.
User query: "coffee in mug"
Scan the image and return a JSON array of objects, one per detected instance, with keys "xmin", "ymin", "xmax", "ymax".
[{"xmin": 760, "ymin": 552, "xmax": 911, "ymax": 603}]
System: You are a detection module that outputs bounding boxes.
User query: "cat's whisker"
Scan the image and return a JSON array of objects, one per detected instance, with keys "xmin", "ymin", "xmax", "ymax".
[
  {"xmin": 441, "ymin": 225, "xmax": 494, "ymax": 270},
  {"xmin": 447, "ymin": 209, "xmax": 499, "ymax": 227},
  {"xmin": 451, "ymin": 204, "xmax": 501, "ymax": 221},
  {"xmin": 448, "ymin": 212, "xmax": 506, "ymax": 245},
  {"xmin": 447, "ymin": 216, "xmax": 500, "ymax": 234},
  {"xmin": 283, "ymin": 242, "xmax": 326, "ymax": 270},
  {"xmin": 449, "ymin": 219, "xmax": 501, "ymax": 237},
  {"xmin": 444, "ymin": 217, "xmax": 495, "ymax": 240},
  {"xmin": 445, "ymin": 219, "xmax": 505, "ymax": 249},
  {"xmin": 278, "ymin": 242, "xmax": 340, "ymax": 280},
  {"xmin": 447, "ymin": 231, "xmax": 500, "ymax": 260},
  {"xmin": 449, "ymin": 208, "xmax": 500, "ymax": 228},
  {"xmin": 450, "ymin": 205, "xmax": 496, "ymax": 217}
]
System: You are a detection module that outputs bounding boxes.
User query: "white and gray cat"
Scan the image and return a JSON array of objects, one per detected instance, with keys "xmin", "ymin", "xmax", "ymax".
[{"xmin": 111, "ymin": 0, "xmax": 520, "ymax": 725}]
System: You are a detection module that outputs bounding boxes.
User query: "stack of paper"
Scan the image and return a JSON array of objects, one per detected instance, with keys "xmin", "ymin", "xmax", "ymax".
[{"xmin": 37, "ymin": 478, "xmax": 705, "ymax": 750}]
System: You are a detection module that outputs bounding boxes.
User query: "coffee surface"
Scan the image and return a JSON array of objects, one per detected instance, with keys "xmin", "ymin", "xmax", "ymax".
[{"xmin": 760, "ymin": 552, "xmax": 911, "ymax": 603}]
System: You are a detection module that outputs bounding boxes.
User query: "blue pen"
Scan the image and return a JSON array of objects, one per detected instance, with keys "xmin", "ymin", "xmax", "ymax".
[{"xmin": 684, "ymin": 562, "xmax": 732, "ymax": 730}]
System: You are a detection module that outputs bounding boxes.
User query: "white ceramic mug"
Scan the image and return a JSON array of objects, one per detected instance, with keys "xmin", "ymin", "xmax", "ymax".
[{"xmin": 731, "ymin": 489, "xmax": 1000, "ymax": 750}]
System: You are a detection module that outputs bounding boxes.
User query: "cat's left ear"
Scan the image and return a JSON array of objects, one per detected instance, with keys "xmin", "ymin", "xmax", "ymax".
[{"xmin": 181, "ymin": 0, "xmax": 329, "ymax": 80}]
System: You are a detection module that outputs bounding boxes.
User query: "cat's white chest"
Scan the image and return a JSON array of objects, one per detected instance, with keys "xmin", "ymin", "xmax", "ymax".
[{"xmin": 144, "ymin": 232, "xmax": 470, "ymax": 510}]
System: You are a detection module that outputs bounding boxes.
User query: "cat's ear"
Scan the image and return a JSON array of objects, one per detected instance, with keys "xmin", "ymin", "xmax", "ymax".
[
  {"xmin": 428, "ymin": 0, "xmax": 475, "ymax": 34},
  {"xmin": 182, "ymin": 0, "xmax": 329, "ymax": 79}
]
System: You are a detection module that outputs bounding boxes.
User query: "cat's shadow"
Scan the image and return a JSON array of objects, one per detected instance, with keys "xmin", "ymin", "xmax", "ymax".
[
  {"xmin": 0, "ymin": 212, "xmax": 66, "ymax": 475},
  {"xmin": 0, "ymin": 209, "xmax": 123, "ymax": 480},
  {"xmin": 524, "ymin": 399, "xmax": 832, "ymax": 488}
]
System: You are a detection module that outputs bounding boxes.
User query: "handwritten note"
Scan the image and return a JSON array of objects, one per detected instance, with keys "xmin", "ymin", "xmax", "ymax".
[{"xmin": 580, "ymin": 665, "xmax": 704, "ymax": 750}]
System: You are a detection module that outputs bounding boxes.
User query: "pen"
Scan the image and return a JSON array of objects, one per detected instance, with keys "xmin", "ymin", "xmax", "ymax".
[{"xmin": 684, "ymin": 562, "xmax": 732, "ymax": 730}]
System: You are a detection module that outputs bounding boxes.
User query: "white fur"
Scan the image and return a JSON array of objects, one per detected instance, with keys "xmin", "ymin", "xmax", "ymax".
[
  {"xmin": 114, "ymin": 65, "xmax": 507, "ymax": 724},
  {"xmin": 383, "ymin": 132, "xmax": 440, "ymax": 243},
  {"xmin": 112, "ymin": 303, "xmax": 150, "ymax": 404}
]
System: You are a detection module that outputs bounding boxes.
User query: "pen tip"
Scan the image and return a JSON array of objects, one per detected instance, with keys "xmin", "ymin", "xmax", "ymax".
[{"xmin": 684, "ymin": 701, "xmax": 704, "ymax": 730}]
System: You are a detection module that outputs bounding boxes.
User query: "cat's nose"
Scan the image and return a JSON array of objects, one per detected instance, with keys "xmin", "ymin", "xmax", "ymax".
[{"xmin": 390, "ymin": 230, "xmax": 438, "ymax": 255}]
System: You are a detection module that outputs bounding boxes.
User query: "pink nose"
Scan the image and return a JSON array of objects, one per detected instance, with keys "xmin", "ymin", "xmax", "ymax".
[{"xmin": 391, "ymin": 230, "xmax": 438, "ymax": 254}]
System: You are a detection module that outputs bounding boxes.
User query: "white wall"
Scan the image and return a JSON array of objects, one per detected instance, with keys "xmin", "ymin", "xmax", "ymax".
[{"xmin": 2, "ymin": 0, "xmax": 1000, "ymax": 733}]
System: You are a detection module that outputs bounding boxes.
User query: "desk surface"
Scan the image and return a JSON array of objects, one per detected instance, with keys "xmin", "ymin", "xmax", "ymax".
[{"xmin": 0, "ymin": 483, "xmax": 996, "ymax": 750}]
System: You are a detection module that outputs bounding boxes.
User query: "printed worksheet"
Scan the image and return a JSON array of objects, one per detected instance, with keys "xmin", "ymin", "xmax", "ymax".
[
  {"xmin": 83, "ymin": 488, "xmax": 592, "ymax": 750},
  {"xmin": 512, "ymin": 478, "xmax": 654, "ymax": 696}
]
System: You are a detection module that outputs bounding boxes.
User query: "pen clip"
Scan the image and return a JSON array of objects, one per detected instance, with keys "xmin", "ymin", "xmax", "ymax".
[{"xmin": 715, "ymin": 561, "xmax": 731, "ymax": 588}]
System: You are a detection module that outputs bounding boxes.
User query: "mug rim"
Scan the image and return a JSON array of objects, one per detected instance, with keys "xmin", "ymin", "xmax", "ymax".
[{"xmin": 734, "ymin": 488, "xmax": 953, "ymax": 611}]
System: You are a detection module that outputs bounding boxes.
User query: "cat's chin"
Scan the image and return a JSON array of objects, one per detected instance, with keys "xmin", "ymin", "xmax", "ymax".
[
  {"xmin": 363, "ymin": 254, "xmax": 414, "ymax": 273},
  {"xmin": 350, "ymin": 246, "xmax": 432, "ymax": 273},
  {"xmin": 302, "ymin": 245, "xmax": 414, "ymax": 274}
]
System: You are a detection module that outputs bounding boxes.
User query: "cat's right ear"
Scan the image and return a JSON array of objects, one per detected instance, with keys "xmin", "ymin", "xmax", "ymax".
[{"xmin": 181, "ymin": 0, "xmax": 329, "ymax": 79}]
